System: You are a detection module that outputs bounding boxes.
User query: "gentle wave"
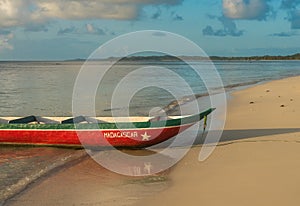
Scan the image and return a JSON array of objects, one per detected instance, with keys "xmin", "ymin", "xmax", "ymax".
[
  {"xmin": 103, "ymin": 79, "xmax": 267, "ymax": 116},
  {"xmin": 0, "ymin": 147, "xmax": 87, "ymax": 204}
]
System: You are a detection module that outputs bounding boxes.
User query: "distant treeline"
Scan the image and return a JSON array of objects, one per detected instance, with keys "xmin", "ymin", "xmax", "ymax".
[
  {"xmin": 210, "ymin": 53, "xmax": 300, "ymax": 61},
  {"xmin": 67, "ymin": 53, "xmax": 300, "ymax": 62},
  {"xmin": 112, "ymin": 53, "xmax": 300, "ymax": 61}
]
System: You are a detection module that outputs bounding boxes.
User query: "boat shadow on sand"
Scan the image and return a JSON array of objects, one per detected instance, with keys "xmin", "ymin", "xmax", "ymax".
[
  {"xmin": 155, "ymin": 128, "xmax": 300, "ymax": 148},
  {"xmin": 203, "ymin": 128, "xmax": 300, "ymax": 144}
]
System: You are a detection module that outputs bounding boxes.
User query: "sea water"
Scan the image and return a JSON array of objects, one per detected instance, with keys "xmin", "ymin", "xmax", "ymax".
[
  {"xmin": 0, "ymin": 60, "xmax": 300, "ymax": 202},
  {"xmin": 1, "ymin": 60, "xmax": 300, "ymax": 116}
]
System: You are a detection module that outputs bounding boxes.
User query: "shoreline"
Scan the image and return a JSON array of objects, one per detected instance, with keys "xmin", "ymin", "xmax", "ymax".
[
  {"xmin": 0, "ymin": 148, "xmax": 88, "ymax": 205},
  {"xmin": 137, "ymin": 75, "xmax": 300, "ymax": 206},
  {"xmin": 4, "ymin": 75, "xmax": 300, "ymax": 205},
  {"xmin": 4, "ymin": 150, "xmax": 171, "ymax": 206}
]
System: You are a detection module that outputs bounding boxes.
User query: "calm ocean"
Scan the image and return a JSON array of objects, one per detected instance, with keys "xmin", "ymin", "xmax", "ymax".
[{"xmin": 1, "ymin": 60, "xmax": 300, "ymax": 203}]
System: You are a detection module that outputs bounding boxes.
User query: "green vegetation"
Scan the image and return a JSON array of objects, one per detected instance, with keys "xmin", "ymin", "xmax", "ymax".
[
  {"xmin": 209, "ymin": 53, "xmax": 300, "ymax": 61},
  {"xmin": 113, "ymin": 53, "xmax": 300, "ymax": 62},
  {"xmin": 63, "ymin": 52, "xmax": 300, "ymax": 62}
]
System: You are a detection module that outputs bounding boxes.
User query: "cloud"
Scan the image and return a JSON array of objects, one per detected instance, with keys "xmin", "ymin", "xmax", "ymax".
[
  {"xmin": 203, "ymin": 25, "xmax": 243, "ymax": 37},
  {"xmin": 34, "ymin": 1, "xmax": 137, "ymax": 21},
  {"xmin": 281, "ymin": 0, "xmax": 300, "ymax": 10},
  {"xmin": 24, "ymin": 24, "xmax": 49, "ymax": 32},
  {"xmin": 223, "ymin": 0, "xmax": 271, "ymax": 20},
  {"xmin": 0, "ymin": 1, "xmax": 34, "ymax": 27},
  {"xmin": 270, "ymin": 31, "xmax": 298, "ymax": 37},
  {"xmin": 0, "ymin": 0, "xmax": 184, "ymax": 28},
  {"xmin": 207, "ymin": 14, "xmax": 217, "ymax": 19},
  {"xmin": 85, "ymin": 24, "xmax": 106, "ymax": 35},
  {"xmin": 290, "ymin": 10, "xmax": 300, "ymax": 29},
  {"xmin": 172, "ymin": 14, "xmax": 184, "ymax": 21},
  {"xmin": 0, "ymin": 29, "xmax": 11, "ymax": 35},
  {"xmin": 170, "ymin": 11, "xmax": 183, "ymax": 21},
  {"xmin": 202, "ymin": 16, "xmax": 244, "ymax": 37},
  {"xmin": 151, "ymin": 8, "xmax": 162, "ymax": 19},
  {"xmin": 57, "ymin": 24, "xmax": 107, "ymax": 36},
  {"xmin": 57, "ymin": 26, "xmax": 78, "ymax": 35},
  {"xmin": 0, "ymin": 31, "xmax": 14, "ymax": 51},
  {"xmin": 280, "ymin": 1, "xmax": 300, "ymax": 29}
]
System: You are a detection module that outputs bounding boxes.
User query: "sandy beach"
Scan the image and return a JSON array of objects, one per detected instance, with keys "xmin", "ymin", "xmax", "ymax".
[{"xmin": 5, "ymin": 76, "xmax": 300, "ymax": 206}]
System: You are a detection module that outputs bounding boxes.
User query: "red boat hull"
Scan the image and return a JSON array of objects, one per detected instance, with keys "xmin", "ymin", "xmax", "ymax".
[
  {"xmin": 0, "ymin": 108, "xmax": 215, "ymax": 148},
  {"xmin": 0, "ymin": 124, "xmax": 194, "ymax": 148}
]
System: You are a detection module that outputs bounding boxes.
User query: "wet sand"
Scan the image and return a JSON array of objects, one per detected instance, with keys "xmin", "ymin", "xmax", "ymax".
[
  {"xmin": 4, "ymin": 150, "xmax": 170, "ymax": 206},
  {"xmin": 5, "ymin": 76, "xmax": 300, "ymax": 205},
  {"xmin": 138, "ymin": 76, "xmax": 300, "ymax": 206}
]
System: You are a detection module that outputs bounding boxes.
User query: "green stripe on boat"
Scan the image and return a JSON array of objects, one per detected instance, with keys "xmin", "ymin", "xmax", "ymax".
[{"xmin": 0, "ymin": 108, "xmax": 215, "ymax": 130}]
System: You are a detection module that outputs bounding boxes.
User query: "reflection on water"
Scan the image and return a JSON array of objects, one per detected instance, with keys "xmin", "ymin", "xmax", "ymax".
[
  {"xmin": 91, "ymin": 149, "xmax": 177, "ymax": 176},
  {"xmin": 0, "ymin": 146, "xmax": 86, "ymax": 203}
]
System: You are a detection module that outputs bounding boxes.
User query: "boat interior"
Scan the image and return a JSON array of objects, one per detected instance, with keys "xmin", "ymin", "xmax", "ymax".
[{"xmin": 0, "ymin": 115, "xmax": 180, "ymax": 124}]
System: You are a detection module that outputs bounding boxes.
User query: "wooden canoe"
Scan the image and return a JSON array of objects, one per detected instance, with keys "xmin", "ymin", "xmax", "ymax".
[{"xmin": 0, "ymin": 108, "xmax": 214, "ymax": 148}]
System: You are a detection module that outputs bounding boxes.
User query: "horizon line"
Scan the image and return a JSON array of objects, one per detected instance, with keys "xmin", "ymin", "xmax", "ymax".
[{"xmin": 0, "ymin": 52, "xmax": 299, "ymax": 62}]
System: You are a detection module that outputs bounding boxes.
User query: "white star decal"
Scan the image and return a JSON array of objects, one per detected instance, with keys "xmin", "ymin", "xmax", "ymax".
[{"xmin": 141, "ymin": 132, "xmax": 151, "ymax": 141}]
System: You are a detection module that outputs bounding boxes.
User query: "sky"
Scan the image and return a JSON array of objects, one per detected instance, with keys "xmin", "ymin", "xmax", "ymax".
[{"xmin": 0, "ymin": 0, "xmax": 300, "ymax": 60}]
